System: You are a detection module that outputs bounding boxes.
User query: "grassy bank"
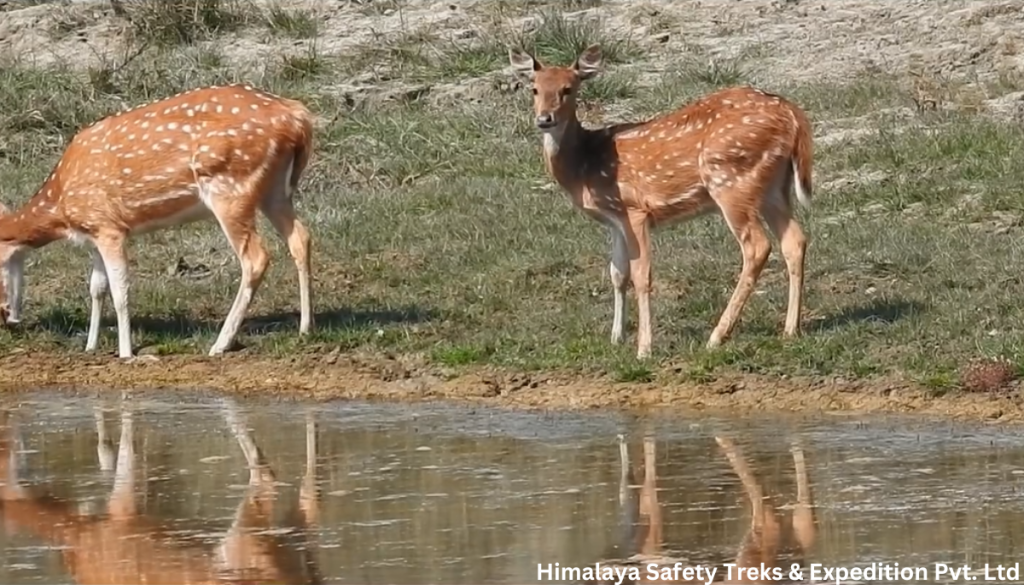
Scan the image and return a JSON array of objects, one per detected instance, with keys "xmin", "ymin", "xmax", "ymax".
[{"xmin": 1, "ymin": 0, "xmax": 1023, "ymax": 392}]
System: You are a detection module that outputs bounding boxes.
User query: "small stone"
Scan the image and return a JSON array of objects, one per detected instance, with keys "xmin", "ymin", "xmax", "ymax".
[{"xmin": 959, "ymin": 357, "xmax": 1017, "ymax": 393}]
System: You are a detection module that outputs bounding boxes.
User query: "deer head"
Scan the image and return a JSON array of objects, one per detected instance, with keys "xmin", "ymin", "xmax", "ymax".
[{"xmin": 509, "ymin": 44, "xmax": 603, "ymax": 136}]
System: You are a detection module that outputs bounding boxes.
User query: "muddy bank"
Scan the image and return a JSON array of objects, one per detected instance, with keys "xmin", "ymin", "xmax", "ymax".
[{"xmin": 0, "ymin": 350, "xmax": 1021, "ymax": 424}]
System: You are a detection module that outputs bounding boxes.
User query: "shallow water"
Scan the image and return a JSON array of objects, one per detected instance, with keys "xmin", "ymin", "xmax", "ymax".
[{"xmin": 0, "ymin": 392, "xmax": 1021, "ymax": 584}]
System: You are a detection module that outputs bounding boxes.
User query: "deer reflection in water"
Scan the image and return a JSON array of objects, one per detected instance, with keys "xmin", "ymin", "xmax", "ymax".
[
  {"xmin": 592, "ymin": 434, "xmax": 816, "ymax": 584},
  {"xmin": 0, "ymin": 399, "xmax": 322, "ymax": 585}
]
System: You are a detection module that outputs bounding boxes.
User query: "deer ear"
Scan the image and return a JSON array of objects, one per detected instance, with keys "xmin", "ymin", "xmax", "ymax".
[
  {"xmin": 509, "ymin": 47, "xmax": 541, "ymax": 79},
  {"xmin": 575, "ymin": 44, "xmax": 603, "ymax": 80}
]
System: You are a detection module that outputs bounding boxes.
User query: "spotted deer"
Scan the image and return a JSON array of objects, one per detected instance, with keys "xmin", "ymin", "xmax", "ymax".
[
  {"xmin": 509, "ymin": 45, "xmax": 814, "ymax": 358},
  {"xmin": 0, "ymin": 400, "xmax": 322, "ymax": 584},
  {"xmin": 0, "ymin": 84, "xmax": 315, "ymax": 358}
]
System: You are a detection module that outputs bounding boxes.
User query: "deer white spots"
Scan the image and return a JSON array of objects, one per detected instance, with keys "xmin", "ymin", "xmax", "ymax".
[
  {"xmin": 511, "ymin": 43, "xmax": 814, "ymax": 359},
  {"xmin": 0, "ymin": 83, "xmax": 316, "ymax": 360}
]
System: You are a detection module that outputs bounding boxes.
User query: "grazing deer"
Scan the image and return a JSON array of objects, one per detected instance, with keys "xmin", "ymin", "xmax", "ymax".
[
  {"xmin": 0, "ymin": 83, "xmax": 315, "ymax": 358},
  {"xmin": 509, "ymin": 45, "xmax": 814, "ymax": 358},
  {"xmin": 588, "ymin": 434, "xmax": 816, "ymax": 584},
  {"xmin": 0, "ymin": 400, "xmax": 322, "ymax": 584}
]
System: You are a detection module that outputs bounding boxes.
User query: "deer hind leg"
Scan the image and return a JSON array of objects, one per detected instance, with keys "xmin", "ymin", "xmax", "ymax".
[
  {"xmin": 609, "ymin": 227, "xmax": 630, "ymax": 345},
  {"xmin": 259, "ymin": 158, "xmax": 313, "ymax": 336},
  {"xmin": 207, "ymin": 197, "xmax": 270, "ymax": 357},
  {"xmin": 625, "ymin": 211, "xmax": 653, "ymax": 359},
  {"xmin": 93, "ymin": 233, "xmax": 133, "ymax": 359},
  {"xmin": 85, "ymin": 248, "xmax": 109, "ymax": 353},
  {"xmin": 707, "ymin": 195, "xmax": 771, "ymax": 349},
  {"xmin": 762, "ymin": 176, "xmax": 807, "ymax": 339}
]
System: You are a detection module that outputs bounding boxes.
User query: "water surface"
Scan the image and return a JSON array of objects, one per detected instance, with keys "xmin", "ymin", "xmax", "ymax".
[{"xmin": 0, "ymin": 392, "xmax": 1021, "ymax": 584}]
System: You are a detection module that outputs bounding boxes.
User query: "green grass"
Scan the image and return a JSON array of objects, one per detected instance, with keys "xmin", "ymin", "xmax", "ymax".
[{"xmin": 1, "ymin": 1, "xmax": 1024, "ymax": 390}]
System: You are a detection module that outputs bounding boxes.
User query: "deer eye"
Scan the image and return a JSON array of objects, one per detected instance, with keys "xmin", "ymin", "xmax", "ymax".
[
  {"xmin": 560, "ymin": 87, "xmax": 573, "ymax": 98},
  {"xmin": 532, "ymin": 88, "xmax": 538, "ymax": 95}
]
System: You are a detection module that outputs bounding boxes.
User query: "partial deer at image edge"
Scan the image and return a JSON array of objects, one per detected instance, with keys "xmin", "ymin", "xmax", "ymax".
[{"xmin": 0, "ymin": 83, "xmax": 315, "ymax": 359}]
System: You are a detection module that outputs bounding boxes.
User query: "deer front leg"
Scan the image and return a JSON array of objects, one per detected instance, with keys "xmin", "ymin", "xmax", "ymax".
[
  {"xmin": 609, "ymin": 227, "xmax": 630, "ymax": 345},
  {"xmin": 86, "ymin": 248, "xmax": 109, "ymax": 353},
  {"xmin": 93, "ymin": 234, "xmax": 133, "ymax": 359},
  {"xmin": 626, "ymin": 212, "xmax": 653, "ymax": 359},
  {"xmin": 2, "ymin": 250, "xmax": 25, "ymax": 325}
]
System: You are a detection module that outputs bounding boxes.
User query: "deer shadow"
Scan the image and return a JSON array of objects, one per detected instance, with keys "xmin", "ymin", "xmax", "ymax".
[
  {"xmin": 28, "ymin": 305, "xmax": 439, "ymax": 339},
  {"xmin": 809, "ymin": 297, "xmax": 924, "ymax": 333}
]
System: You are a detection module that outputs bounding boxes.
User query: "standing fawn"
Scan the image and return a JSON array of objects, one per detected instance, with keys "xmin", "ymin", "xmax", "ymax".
[
  {"xmin": 0, "ymin": 84, "xmax": 315, "ymax": 358},
  {"xmin": 509, "ymin": 45, "xmax": 814, "ymax": 358}
]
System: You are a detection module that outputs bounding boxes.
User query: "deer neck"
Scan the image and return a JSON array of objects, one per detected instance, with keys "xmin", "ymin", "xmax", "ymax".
[
  {"xmin": 542, "ymin": 115, "xmax": 589, "ymax": 190},
  {"xmin": 0, "ymin": 196, "xmax": 66, "ymax": 249}
]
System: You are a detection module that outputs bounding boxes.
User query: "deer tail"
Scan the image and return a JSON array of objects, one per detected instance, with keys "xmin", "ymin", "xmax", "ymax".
[
  {"xmin": 286, "ymin": 100, "xmax": 315, "ymax": 196},
  {"xmin": 789, "ymin": 104, "xmax": 813, "ymax": 208}
]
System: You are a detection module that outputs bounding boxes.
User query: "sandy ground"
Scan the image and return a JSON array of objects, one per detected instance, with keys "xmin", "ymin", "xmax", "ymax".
[
  {"xmin": 3, "ymin": 0, "xmax": 1024, "ymax": 421},
  {"xmin": 0, "ymin": 351, "xmax": 1021, "ymax": 424},
  {"xmin": 4, "ymin": 0, "xmax": 1024, "ymax": 95}
]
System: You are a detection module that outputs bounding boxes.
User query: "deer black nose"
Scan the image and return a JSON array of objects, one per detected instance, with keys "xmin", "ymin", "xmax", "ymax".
[{"xmin": 535, "ymin": 113, "xmax": 556, "ymax": 129}]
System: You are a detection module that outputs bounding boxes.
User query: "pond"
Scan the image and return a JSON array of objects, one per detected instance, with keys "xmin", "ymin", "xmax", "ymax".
[{"xmin": 0, "ymin": 391, "xmax": 1021, "ymax": 584}]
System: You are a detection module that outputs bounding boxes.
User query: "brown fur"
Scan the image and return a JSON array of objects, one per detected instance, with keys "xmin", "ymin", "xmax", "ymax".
[
  {"xmin": 0, "ymin": 84, "xmax": 316, "ymax": 358},
  {"xmin": 509, "ymin": 44, "xmax": 815, "ymax": 358}
]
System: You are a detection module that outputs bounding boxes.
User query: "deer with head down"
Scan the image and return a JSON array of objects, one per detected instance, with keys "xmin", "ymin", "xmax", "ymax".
[
  {"xmin": 509, "ymin": 44, "xmax": 814, "ymax": 358},
  {"xmin": 0, "ymin": 83, "xmax": 315, "ymax": 359}
]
